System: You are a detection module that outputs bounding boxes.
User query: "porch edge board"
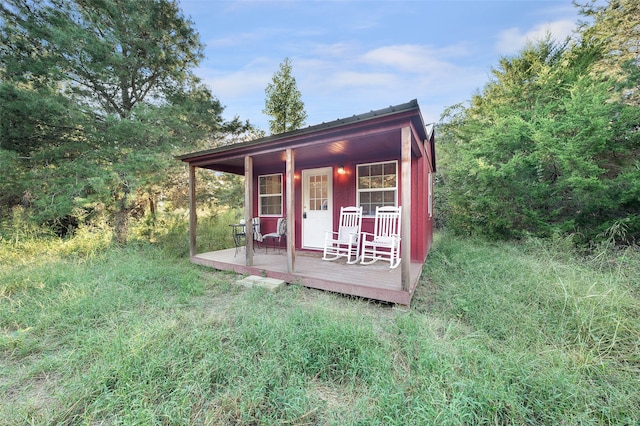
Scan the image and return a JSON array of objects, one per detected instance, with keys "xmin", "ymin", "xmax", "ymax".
[{"xmin": 190, "ymin": 255, "xmax": 416, "ymax": 305}]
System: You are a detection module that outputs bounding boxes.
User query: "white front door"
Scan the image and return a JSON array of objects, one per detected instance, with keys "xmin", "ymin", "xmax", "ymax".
[{"xmin": 302, "ymin": 167, "xmax": 333, "ymax": 249}]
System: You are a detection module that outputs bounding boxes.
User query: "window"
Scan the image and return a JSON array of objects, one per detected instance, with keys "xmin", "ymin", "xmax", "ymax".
[
  {"xmin": 428, "ymin": 171, "xmax": 433, "ymax": 218},
  {"xmin": 357, "ymin": 161, "xmax": 397, "ymax": 216},
  {"xmin": 308, "ymin": 173, "xmax": 328, "ymax": 211},
  {"xmin": 258, "ymin": 174, "xmax": 282, "ymax": 216}
]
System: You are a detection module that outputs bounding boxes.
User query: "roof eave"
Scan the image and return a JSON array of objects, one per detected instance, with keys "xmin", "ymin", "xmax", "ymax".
[{"xmin": 176, "ymin": 99, "xmax": 421, "ymax": 162}]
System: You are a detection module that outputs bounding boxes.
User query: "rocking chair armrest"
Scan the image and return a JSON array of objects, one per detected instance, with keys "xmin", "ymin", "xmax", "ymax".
[
  {"xmin": 360, "ymin": 231, "xmax": 375, "ymax": 241},
  {"xmin": 327, "ymin": 229, "xmax": 360, "ymax": 244},
  {"xmin": 385, "ymin": 234, "xmax": 401, "ymax": 243}
]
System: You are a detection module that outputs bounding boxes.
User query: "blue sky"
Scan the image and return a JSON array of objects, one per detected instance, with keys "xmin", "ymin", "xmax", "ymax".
[{"xmin": 178, "ymin": 0, "xmax": 581, "ymax": 132}]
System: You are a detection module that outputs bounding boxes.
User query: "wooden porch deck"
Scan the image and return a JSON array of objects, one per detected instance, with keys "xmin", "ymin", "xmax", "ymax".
[{"xmin": 191, "ymin": 248, "xmax": 424, "ymax": 305}]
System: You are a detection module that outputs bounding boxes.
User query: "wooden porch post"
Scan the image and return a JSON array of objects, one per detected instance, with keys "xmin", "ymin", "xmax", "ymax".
[
  {"xmin": 401, "ymin": 126, "xmax": 412, "ymax": 291},
  {"xmin": 286, "ymin": 148, "xmax": 295, "ymax": 273},
  {"xmin": 189, "ymin": 165, "xmax": 197, "ymax": 257},
  {"xmin": 244, "ymin": 156, "xmax": 254, "ymax": 266}
]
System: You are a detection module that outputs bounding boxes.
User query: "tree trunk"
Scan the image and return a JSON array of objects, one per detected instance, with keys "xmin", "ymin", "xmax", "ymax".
[
  {"xmin": 114, "ymin": 208, "xmax": 130, "ymax": 245},
  {"xmin": 114, "ymin": 176, "xmax": 133, "ymax": 244},
  {"xmin": 149, "ymin": 197, "xmax": 156, "ymax": 216}
]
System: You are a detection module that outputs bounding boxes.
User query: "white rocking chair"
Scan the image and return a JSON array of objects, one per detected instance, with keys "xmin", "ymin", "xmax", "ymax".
[
  {"xmin": 322, "ymin": 206, "xmax": 363, "ymax": 264},
  {"xmin": 360, "ymin": 206, "xmax": 402, "ymax": 269}
]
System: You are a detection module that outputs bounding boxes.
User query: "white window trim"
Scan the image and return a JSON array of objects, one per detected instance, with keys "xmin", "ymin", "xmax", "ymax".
[
  {"xmin": 258, "ymin": 173, "xmax": 283, "ymax": 217},
  {"xmin": 356, "ymin": 160, "xmax": 398, "ymax": 217}
]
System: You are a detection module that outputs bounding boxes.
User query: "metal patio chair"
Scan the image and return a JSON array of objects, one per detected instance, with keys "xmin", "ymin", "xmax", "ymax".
[{"xmin": 262, "ymin": 217, "xmax": 286, "ymax": 253}]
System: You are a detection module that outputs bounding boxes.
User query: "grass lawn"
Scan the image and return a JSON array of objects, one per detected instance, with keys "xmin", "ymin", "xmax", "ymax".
[{"xmin": 1, "ymin": 231, "xmax": 639, "ymax": 424}]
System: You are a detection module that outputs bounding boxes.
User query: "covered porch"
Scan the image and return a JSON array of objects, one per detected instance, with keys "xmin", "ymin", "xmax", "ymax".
[
  {"xmin": 192, "ymin": 248, "xmax": 424, "ymax": 305},
  {"xmin": 178, "ymin": 100, "xmax": 436, "ymax": 305}
]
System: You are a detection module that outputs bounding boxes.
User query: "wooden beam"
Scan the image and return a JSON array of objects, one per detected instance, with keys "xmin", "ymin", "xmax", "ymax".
[
  {"xmin": 189, "ymin": 165, "xmax": 197, "ymax": 257},
  {"xmin": 401, "ymin": 126, "xmax": 411, "ymax": 291},
  {"xmin": 286, "ymin": 148, "xmax": 295, "ymax": 273},
  {"xmin": 244, "ymin": 156, "xmax": 254, "ymax": 266}
]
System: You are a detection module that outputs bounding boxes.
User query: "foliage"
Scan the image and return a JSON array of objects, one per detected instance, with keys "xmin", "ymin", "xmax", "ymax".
[
  {"xmin": 263, "ymin": 57, "xmax": 308, "ymax": 134},
  {"xmin": 1, "ymin": 0, "xmax": 203, "ymax": 118},
  {"xmin": 437, "ymin": 6, "xmax": 640, "ymax": 244},
  {"xmin": 132, "ymin": 206, "xmax": 241, "ymax": 258},
  {"xmin": 1, "ymin": 232, "xmax": 639, "ymax": 424},
  {"xmin": 0, "ymin": 0, "xmax": 251, "ymax": 242},
  {"xmin": 576, "ymin": 0, "xmax": 640, "ymax": 105}
]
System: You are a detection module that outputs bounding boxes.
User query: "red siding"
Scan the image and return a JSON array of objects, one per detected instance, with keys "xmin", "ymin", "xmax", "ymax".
[
  {"xmin": 246, "ymin": 122, "xmax": 435, "ymax": 263},
  {"xmin": 249, "ymin": 145, "xmax": 435, "ymax": 263}
]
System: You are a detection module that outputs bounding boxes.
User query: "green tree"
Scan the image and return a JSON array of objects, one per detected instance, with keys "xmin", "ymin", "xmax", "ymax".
[
  {"xmin": 0, "ymin": 0, "xmax": 249, "ymax": 242},
  {"xmin": 576, "ymin": 0, "xmax": 640, "ymax": 105},
  {"xmin": 438, "ymin": 30, "xmax": 640, "ymax": 243},
  {"xmin": 263, "ymin": 57, "xmax": 307, "ymax": 134},
  {"xmin": 1, "ymin": 0, "xmax": 203, "ymax": 118}
]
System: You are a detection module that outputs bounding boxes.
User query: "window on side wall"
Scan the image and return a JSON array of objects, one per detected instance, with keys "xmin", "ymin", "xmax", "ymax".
[
  {"xmin": 258, "ymin": 174, "xmax": 282, "ymax": 216},
  {"xmin": 357, "ymin": 161, "xmax": 397, "ymax": 216},
  {"xmin": 428, "ymin": 171, "xmax": 433, "ymax": 218}
]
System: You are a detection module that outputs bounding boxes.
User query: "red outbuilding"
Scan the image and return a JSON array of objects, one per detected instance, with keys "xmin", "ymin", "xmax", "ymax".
[{"xmin": 177, "ymin": 99, "xmax": 436, "ymax": 305}]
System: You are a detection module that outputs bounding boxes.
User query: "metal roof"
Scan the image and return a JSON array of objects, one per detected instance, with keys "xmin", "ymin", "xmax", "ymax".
[{"xmin": 176, "ymin": 99, "xmax": 423, "ymax": 161}]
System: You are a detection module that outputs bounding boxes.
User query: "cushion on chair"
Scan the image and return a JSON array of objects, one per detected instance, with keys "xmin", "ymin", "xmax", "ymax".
[
  {"xmin": 372, "ymin": 235, "xmax": 395, "ymax": 245},
  {"xmin": 278, "ymin": 218, "xmax": 287, "ymax": 235},
  {"xmin": 338, "ymin": 226, "xmax": 359, "ymax": 243}
]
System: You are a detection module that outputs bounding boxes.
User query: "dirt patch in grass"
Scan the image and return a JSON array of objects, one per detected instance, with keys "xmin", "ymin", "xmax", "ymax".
[
  {"xmin": 410, "ymin": 275, "xmax": 439, "ymax": 313},
  {"xmin": 1, "ymin": 371, "xmax": 60, "ymax": 418}
]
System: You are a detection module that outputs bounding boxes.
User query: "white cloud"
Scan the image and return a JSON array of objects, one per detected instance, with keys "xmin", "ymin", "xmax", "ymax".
[
  {"xmin": 361, "ymin": 45, "xmax": 431, "ymax": 71},
  {"xmin": 197, "ymin": 38, "xmax": 491, "ymax": 130},
  {"xmin": 311, "ymin": 42, "xmax": 360, "ymax": 58},
  {"xmin": 206, "ymin": 33, "xmax": 260, "ymax": 48},
  {"xmin": 496, "ymin": 19, "xmax": 577, "ymax": 55},
  {"xmin": 206, "ymin": 26, "xmax": 290, "ymax": 48},
  {"xmin": 199, "ymin": 70, "xmax": 270, "ymax": 99},
  {"xmin": 180, "ymin": 0, "xmax": 586, "ymax": 130},
  {"xmin": 328, "ymin": 71, "xmax": 398, "ymax": 88},
  {"xmin": 359, "ymin": 44, "xmax": 468, "ymax": 78}
]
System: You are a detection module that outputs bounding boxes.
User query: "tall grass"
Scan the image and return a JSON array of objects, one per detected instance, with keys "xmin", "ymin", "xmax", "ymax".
[
  {"xmin": 419, "ymin": 234, "xmax": 640, "ymax": 424},
  {"xmin": 130, "ymin": 207, "xmax": 241, "ymax": 258},
  {"xmin": 1, "ymin": 228, "xmax": 638, "ymax": 424}
]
